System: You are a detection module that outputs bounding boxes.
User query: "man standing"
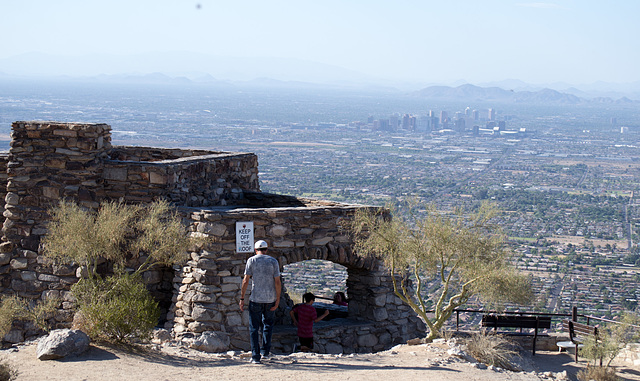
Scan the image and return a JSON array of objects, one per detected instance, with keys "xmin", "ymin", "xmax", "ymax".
[{"xmin": 239, "ymin": 240, "xmax": 281, "ymax": 364}]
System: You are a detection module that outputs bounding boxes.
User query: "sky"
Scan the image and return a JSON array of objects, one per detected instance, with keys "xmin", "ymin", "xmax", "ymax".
[{"xmin": 1, "ymin": 0, "xmax": 639, "ymax": 86}]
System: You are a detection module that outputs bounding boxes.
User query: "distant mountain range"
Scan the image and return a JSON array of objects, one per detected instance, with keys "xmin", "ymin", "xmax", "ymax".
[
  {"xmin": 0, "ymin": 51, "xmax": 377, "ymax": 88},
  {"xmin": 413, "ymin": 84, "xmax": 638, "ymax": 105},
  {"xmin": 1, "ymin": 52, "xmax": 640, "ymax": 101}
]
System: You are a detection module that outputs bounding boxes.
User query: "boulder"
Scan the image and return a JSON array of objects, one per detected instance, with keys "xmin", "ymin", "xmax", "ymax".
[
  {"xmin": 36, "ymin": 329, "xmax": 90, "ymax": 360},
  {"xmin": 325, "ymin": 342, "xmax": 344, "ymax": 354},
  {"xmin": 152, "ymin": 328, "xmax": 173, "ymax": 344},
  {"xmin": 190, "ymin": 331, "xmax": 231, "ymax": 353},
  {"xmin": 3, "ymin": 330, "xmax": 24, "ymax": 344}
]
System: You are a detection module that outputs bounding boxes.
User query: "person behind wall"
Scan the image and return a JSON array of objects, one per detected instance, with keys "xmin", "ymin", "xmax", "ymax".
[
  {"xmin": 239, "ymin": 240, "xmax": 281, "ymax": 364},
  {"xmin": 332, "ymin": 291, "xmax": 348, "ymax": 306},
  {"xmin": 290, "ymin": 292, "xmax": 329, "ymax": 352}
]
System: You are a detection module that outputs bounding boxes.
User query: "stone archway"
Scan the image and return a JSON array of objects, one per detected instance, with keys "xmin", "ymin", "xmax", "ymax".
[
  {"xmin": 171, "ymin": 202, "xmax": 425, "ymax": 353},
  {"xmin": 274, "ymin": 243, "xmax": 386, "ymax": 324},
  {"xmin": 281, "ymin": 258, "xmax": 348, "ymax": 304}
]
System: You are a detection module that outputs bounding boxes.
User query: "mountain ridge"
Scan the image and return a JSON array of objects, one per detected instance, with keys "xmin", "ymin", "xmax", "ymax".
[{"xmin": 413, "ymin": 83, "xmax": 638, "ymax": 104}]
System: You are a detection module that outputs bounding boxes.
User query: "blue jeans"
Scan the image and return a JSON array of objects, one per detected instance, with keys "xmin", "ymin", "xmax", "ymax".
[{"xmin": 249, "ymin": 301, "xmax": 275, "ymax": 361}]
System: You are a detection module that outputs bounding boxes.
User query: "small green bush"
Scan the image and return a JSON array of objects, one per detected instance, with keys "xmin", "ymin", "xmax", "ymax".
[
  {"xmin": 72, "ymin": 273, "xmax": 160, "ymax": 343},
  {"xmin": 465, "ymin": 330, "xmax": 521, "ymax": 371},
  {"xmin": 577, "ymin": 365, "xmax": 618, "ymax": 381}
]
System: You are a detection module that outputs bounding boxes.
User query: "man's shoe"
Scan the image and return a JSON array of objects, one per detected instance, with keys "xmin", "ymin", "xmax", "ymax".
[
  {"xmin": 261, "ymin": 353, "xmax": 270, "ymax": 360},
  {"xmin": 250, "ymin": 358, "xmax": 261, "ymax": 364}
]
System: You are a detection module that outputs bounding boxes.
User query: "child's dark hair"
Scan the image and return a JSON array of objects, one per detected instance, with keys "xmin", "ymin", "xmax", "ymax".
[
  {"xmin": 303, "ymin": 292, "xmax": 316, "ymax": 303},
  {"xmin": 333, "ymin": 291, "xmax": 347, "ymax": 303}
]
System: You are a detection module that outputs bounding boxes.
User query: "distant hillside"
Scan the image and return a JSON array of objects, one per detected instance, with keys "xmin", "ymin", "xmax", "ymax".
[
  {"xmin": 0, "ymin": 51, "xmax": 377, "ymax": 85},
  {"xmin": 413, "ymin": 83, "xmax": 636, "ymax": 105}
]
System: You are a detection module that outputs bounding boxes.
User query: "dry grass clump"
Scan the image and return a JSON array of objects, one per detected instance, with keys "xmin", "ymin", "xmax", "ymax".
[
  {"xmin": 0, "ymin": 295, "xmax": 59, "ymax": 337},
  {"xmin": 0, "ymin": 296, "xmax": 24, "ymax": 337},
  {"xmin": 465, "ymin": 330, "xmax": 521, "ymax": 371},
  {"xmin": 0, "ymin": 361, "xmax": 17, "ymax": 381},
  {"xmin": 577, "ymin": 365, "xmax": 618, "ymax": 381},
  {"xmin": 0, "ymin": 295, "xmax": 56, "ymax": 380}
]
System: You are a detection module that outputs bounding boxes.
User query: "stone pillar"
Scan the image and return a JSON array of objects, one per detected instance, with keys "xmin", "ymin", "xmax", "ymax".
[
  {"xmin": 1, "ymin": 121, "xmax": 111, "ymax": 296},
  {"xmin": 0, "ymin": 154, "xmax": 8, "ymax": 233}
]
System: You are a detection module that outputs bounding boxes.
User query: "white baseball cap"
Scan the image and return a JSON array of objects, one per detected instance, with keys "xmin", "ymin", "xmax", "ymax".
[{"xmin": 254, "ymin": 240, "xmax": 268, "ymax": 250}]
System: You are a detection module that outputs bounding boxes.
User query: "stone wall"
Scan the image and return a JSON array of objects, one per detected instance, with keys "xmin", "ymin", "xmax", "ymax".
[
  {"xmin": 0, "ymin": 121, "xmax": 259, "ymax": 250},
  {"xmin": 103, "ymin": 151, "xmax": 259, "ymax": 206},
  {"xmin": 618, "ymin": 343, "xmax": 640, "ymax": 366},
  {"xmin": 108, "ymin": 147, "xmax": 223, "ymax": 162}
]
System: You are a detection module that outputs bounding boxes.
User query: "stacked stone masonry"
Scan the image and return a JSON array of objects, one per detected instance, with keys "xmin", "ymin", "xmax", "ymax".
[{"xmin": 0, "ymin": 121, "xmax": 425, "ymax": 352}]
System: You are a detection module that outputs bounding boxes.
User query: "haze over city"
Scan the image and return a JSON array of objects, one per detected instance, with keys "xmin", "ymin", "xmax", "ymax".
[{"xmin": 1, "ymin": 0, "xmax": 639, "ymax": 88}]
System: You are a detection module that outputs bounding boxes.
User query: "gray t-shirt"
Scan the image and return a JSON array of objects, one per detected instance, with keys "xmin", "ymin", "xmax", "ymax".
[{"xmin": 244, "ymin": 254, "xmax": 281, "ymax": 303}]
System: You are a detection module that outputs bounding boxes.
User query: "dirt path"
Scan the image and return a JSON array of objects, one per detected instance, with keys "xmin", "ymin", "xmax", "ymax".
[{"xmin": 2, "ymin": 340, "xmax": 640, "ymax": 381}]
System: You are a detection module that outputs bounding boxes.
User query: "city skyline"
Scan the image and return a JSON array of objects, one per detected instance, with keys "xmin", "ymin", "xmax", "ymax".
[{"xmin": 1, "ymin": 1, "xmax": 639, "ymax": 86}]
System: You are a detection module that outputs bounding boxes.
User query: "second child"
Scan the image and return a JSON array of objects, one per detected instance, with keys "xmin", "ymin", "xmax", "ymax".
[{"xmin": 290, "ymin": 292, "xmax": 329, "ymax": 352}]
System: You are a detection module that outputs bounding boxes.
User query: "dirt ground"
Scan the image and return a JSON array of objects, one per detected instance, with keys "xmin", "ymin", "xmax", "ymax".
[
  {"xmin": 550, "ymin": 235, "xmax": 628, "ymax": 250},
  {"xmin": 3, "ymin": 339, "xmax": 640, "ymax": 381}
]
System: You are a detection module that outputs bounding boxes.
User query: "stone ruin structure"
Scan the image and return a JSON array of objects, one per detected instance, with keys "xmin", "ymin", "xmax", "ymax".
[{"xmin": 0, "ymin": 121, "xmax": 425, "ymax": 353}]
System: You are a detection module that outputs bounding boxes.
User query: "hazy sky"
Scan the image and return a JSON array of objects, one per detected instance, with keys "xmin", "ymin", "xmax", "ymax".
[{"xmin": 2, "ymin": 0, "xmax": 639, "ymax": 85}]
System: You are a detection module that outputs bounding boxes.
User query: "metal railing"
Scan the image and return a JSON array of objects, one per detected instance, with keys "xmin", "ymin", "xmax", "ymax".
[
  {"xmin": 451, "ymin": 308, "xmax": 572, "ymax": 331},
  {"xmin": 451, "ymin": 306, "xmax": 640, "ymax": 330}
]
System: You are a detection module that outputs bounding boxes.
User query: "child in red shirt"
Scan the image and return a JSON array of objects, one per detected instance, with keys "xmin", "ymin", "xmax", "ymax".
[{"xmin": 290, "ymin": 292, "xmax": 329, "ymax": 352}]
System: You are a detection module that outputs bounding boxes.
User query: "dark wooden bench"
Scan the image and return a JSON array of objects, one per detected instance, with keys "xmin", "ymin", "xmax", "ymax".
[
  {"xmin": 313, "ymin": 302, "xmax": 348, "ymax": 320},
  {"xmin": 557, "ymin": 319, "xmax": 599, "ymax": 363},
  {"xmin": 481, "ymin": 314, "xmax": 552, "ymax": 355}
]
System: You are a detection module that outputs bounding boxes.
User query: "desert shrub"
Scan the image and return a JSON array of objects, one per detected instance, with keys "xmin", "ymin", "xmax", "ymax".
[
  {"xmin": 582, "ymin": 313, "xmax": 640, "ymax": 368},
  {"xmin": 71, "ymin": 273, "xmax": 160, "ymax": 343},
  {"xmin": 0, "ymin": 361, "xmax": 17, "ymax": 381},
  {"xmin": 0, "ymin": 295, "xmax": 59, "ymax": 338},
  {"xmin": 465, "ymin": 330, "xmax": 521, "ymax": 371},
  {"xmin": 43, "ymin": 199, "xmax": 191, "ymax": 277},
  {"xmin": 577, "ymin": 365, "xmax": 618, "ymax": 381}
]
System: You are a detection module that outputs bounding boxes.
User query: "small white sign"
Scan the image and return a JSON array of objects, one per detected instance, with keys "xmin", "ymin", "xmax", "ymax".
[{"xmin": 236, "ymin": 221, "xmax": 254, "ymax": 253}]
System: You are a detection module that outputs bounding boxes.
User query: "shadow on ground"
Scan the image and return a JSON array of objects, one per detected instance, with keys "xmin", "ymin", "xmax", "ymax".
[
  {"xmin": 531, "ymin": 350, "xmax": 640, "ymax": 381},
  {"xmin": 531, "ymin": 351, "xmax": 582, "ymax": 380}
]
